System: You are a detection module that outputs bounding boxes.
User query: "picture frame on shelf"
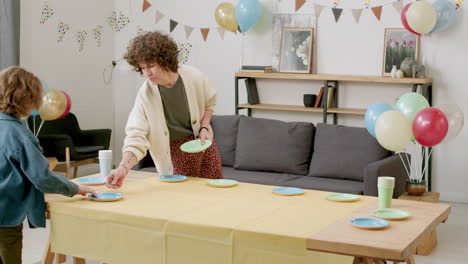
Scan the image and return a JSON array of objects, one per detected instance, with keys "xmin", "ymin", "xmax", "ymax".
[
  {"xmin": 382, "ymin": 28, "xmax": 420, "ymax": 76},
  {"xmin": 279, "ymin": 27, "xmax": 314, "ymax": 74}
]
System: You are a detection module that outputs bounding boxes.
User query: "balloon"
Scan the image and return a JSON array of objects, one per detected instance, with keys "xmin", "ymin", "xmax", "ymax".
[
  {"xmin": 375, "ymin": 110, "xmax": 413, "ymax": 151},
  {"xmin": 431, "ymin": 0, "xmax": 457, "ymax": 33},
  {"xmin": 365, "ymin": 103, "xmax": 393, "ymax": 137},
  {"xmin": 215, "ymin": 2, "xmax": 238, "ymax": 33},
  {"xmin": 30, "ymin": 111, "xmax": 39, "ymax": 117},
  {"xmin": 41, "ymin": 80, "xmax": 49, "ymax": 91},
  {"xmin": 413, "ymin": 107, "xmax": 448, "ymax": 147},
  {"xmin": 395, "ymin": 92, "xmax": 430, "ymax": 123},
  {"xmin": 235, "ymin": 0, "xmax": 262, "ymax": 33},
  {"xmin": 437, "ymin": 104, "xmax": 464, "ymax": 141},
  {"xmin": 57, "ymin": 91, "xmax": 72, "ymax": 119},
  {"xmin": 38, "ymin": 89, "xmax": 67, "ymax": 121},
  {"xmin": 401, "ymin": 3, "xmax": 420, "ymax": 36},
  {"xmin": 406, "ymin": 1, "xmax": 437, "ymax": 35}
]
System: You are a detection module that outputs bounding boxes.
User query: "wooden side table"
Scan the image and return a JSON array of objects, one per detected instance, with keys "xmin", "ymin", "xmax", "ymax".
[{"xmin": 399, "ymin": 191, "xmax": 440, "ymax": 256}]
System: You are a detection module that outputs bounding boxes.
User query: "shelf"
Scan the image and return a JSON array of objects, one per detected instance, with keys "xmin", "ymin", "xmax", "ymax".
[
  {"xmin": 235, "ymin": 72, "xmax": 432, "ymax": 84},
  {"xmin": 327, "ymin": 108, "xmax": 366, "ymax": 115},
  {"xmin": 237, "ymin": 104, "xmax": 324, "ymax": 113}
]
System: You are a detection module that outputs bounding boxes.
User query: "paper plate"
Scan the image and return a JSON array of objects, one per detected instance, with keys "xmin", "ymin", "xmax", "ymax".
[
  {"xmin": 159, "ymin": 175, "xmax": 189, "ymax": 183},
  {"xmin": 207, "ymin": 179, "xmax": 239, "ymax": 188},
  {"xmin": 272, "ymin": 187, "xmax": 305, "ymax": 196},
  {"xmin": 76, "ymin": 177, "xmax": 106, "ymax": 186},
  {"xmin": 371, "ymin": 209, "xmax": 412, "ymax": 220},
  {"xmin": 349, "ymin": 217, "xmax": 389, "ymax": 230},
  {"xmin": 180, "ymin": 139, "xmax": 212, "ymax": 153},
  {"xmin": 325, "ymin": 193, "xmax": 360, "ymax": 202},
  {"xmin": 88, "ymin": 192, "xmax": 124, "ymax": 202}
]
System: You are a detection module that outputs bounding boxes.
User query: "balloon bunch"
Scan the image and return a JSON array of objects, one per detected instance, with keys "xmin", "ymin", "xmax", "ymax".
[
  {"xmin": 215, "ymin": 0, "xmax": 262, "ymax": 33},
  {"xmin": 33, "ymin": 89, "xmax": 72, "ymax": 136},
  {"xmin": 365, "ymin": 92, "xmax": 463, "ymax": 181},
  {"xmin": 401, "ymin": 0, "xmax": 457, "ymax": 35}
]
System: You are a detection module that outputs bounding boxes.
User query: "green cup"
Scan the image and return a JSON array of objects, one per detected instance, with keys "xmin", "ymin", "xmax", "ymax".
[{"xmin": 378, "ymin": 186, "xmax": 394, "ymax": 209}]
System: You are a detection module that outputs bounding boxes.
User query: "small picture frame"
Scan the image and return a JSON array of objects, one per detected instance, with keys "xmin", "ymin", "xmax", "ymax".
[
  {"xmin": 382, "ymin": 28, "xmax": 420, "ymax": 76},
  {"xmin": 279, "ymin": 27, "xmax": 314, "ymax": 73}
]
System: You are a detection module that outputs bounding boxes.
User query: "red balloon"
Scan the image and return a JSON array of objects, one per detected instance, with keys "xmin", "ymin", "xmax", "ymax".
[
  {"xmin": 401, "ymin": 3, "xmax": 421, "ymax": 36},
  {"xmin": 413, "ymin": 107, "xmax": 448, "ymax": 147},
  {"xmin": 57, "ymin": 91, "xmax": 72, "ymax": 119}
]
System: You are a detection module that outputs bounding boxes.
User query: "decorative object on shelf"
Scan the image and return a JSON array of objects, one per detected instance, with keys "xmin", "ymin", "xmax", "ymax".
[
  {"xmin": 412, "ymin": 64, "xmax": 426, "ymax": 78},
  {"xmin": 396, "ymin": 70, "xmax": 404, "ymax": 78},
  {"xmin": 279, "ymin": 27, "xmax": 314, "ymax": 73},
  {"xmin": 400, "ymin": 57, "xmax": 416, "ymax": 77},
  {"xmin": 272, "ymin": 14, "xmax": 315, "ymax": 72},
  {"xmin": 303, "ymin": 94, "xmax": 317, "ymax": 107},
  {"xmin": 241, "ymin": 65, "xmax": 273, "ymax": 73},
  {"xmin": 382, "ymin": 29, "xmax": 419, "ymax": 76},
  {"xmin": 401, "ymin": 1, "xmax": 437, "ymax": 35},
  {"xmin": 406, "ymin": 179, "xmax": 426, "ymax": 195},
  {"xmin": 390, "ymin": 65, "xmax": 398, "ymax": 78}
]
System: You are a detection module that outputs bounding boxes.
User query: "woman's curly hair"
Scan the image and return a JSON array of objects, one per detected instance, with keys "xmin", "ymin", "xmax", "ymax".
[
  {"xmin": 124, "ymin": 31, "xmax": 179, "ymax": 73},
  {"xmin": 0, "ymin": 66, "xmax": 43, "ymax": 117}
]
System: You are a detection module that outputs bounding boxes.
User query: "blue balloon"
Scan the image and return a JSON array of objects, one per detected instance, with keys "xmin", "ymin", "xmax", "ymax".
[
  {"xmin": 235, "ymin": 0, "xmax": 262, "ymax": 33},
  {"xmin": 41, "ymin": 80, "xmax": 49, "ymax": 91},
  {"xmin": 31, "ymin": 111, "xmax": 39, "ymax": 117},
  {"xmin": 365, "ymin": 103, "xmax": 394, "ymax": 137},
  {"xmin": 431, "ymin": 0, "xmax": 457, "ymax": 33}
]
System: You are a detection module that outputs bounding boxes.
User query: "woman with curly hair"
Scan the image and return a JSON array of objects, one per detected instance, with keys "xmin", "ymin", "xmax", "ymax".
[{"xmin": 107, "ymin": 31, "xmax": 223, "ymax": 188}]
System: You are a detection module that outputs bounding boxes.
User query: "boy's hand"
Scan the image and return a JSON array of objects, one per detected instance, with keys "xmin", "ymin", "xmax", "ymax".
[{"xmin": 77, "ymin": 185, "xmax": 98, "ymax": 197}]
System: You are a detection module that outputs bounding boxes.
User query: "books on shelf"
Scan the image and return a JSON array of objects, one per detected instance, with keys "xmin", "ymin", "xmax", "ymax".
[
  {"xmin": 315, "ymin": 86, "xmax": 335, "ymax": 108},
  {"xmin": 241, "ymin": 65, "xmax": 273, "ymax": 73},
  {"xmin": 314, "ymin": 87, "xmax": 324, "ymax": 108},
  {"xmin": 244, "ymin": 78, "xmax": 260, "ymax": 104}
]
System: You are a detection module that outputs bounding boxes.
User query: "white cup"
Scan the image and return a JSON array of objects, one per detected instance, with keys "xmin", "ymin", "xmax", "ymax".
[{"xmin": 98, "ymin": 150, "xmax": 113, "ymax": 177}]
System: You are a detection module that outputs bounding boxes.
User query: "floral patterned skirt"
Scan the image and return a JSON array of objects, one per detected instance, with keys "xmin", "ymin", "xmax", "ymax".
[{"xmin": 170, "ymin": 135, "xmax": 223, "ymax": 179}]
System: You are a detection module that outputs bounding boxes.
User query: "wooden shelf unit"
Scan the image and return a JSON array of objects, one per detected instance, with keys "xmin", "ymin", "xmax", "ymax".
[{"xmin": 235, "ymin": 72, "xmax": 433, "ymax": 124}]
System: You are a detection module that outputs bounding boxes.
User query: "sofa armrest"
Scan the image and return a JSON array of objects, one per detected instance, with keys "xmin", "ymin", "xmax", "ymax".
[
  {"xmin": 78, "ymin": 129, "xmax": 112, "ymax": 149},
  {"xmin": 364, "ymin": 153, "xmax": 410, "ymax": 197},
  {"xmin": 37, "ymin": 134, "xmax": 74, "ymax": 160}
]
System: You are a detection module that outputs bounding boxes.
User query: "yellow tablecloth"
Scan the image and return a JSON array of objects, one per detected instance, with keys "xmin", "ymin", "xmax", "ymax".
[{"xmin": 50, "ymin": 175, "xmax": 375, "ymax": 264}]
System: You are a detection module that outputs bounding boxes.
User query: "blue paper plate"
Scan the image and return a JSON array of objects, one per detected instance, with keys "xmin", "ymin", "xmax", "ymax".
[
  {"xmin": 272, "ymin": 187, "xmax": 305, "ymax": 196},
  {"xmin": 88, "ymin": 192, "xmax": 124, "ymax": 202},
  {"xmin": 159, "ymin": 175, "xmax": 189, "ymax": 182},
  {"xmin": 76, "ymin": 177, "xmax": 106, "ymax": 186},
  {"xmin": 349, "ymin": 217, "xmax": 390, "ymax": 230}
]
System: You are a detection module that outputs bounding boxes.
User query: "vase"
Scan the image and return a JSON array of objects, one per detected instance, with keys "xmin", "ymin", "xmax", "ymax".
[
  {"xmin": 400, "ymin": 57, "xmax": 415, "ymax": 78},
  {"xmin": 396, "ymin": 70, "xmax": 404, "ymax": 79},
  {"xmin": 406, "ymin": 180, "xmax": 426, "ymax": 196},
  {"xmin": 390, "ymin": 65, "xmax": 398, "ymax": 78}
]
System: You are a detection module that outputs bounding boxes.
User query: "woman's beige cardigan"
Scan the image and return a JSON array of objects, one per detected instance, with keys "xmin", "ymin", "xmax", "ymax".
[{"xmin": 123, "ymin": 65, "xmax": 216, "ymax": 175}]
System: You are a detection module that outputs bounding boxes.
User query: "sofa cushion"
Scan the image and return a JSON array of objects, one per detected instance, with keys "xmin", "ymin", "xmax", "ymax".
[
  {"xmin": 308, "ymin": 123, "xmax": 389, "ymax": 181},
  {"xmin": 211, "ymin": 115, "xmax": 241, "ymax": 166},
  {"xmin": 223, "ymin": 166, "xmax": 302, "ymax": 186},
  {"xmin": 234, "ymin": 116, "xmax": 315, "ymax": 175},
  {"xmin": 283, "ymin": 176, "xmax": 364, "ymax": 194}
]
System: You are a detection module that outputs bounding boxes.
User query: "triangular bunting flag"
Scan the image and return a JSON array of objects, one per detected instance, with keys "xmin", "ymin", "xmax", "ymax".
[
  {"xmin": 178, "ymin": 42, "xmax": 192, "ymax": 64},
  {"xmin": 314, "ymin": 4, "xmax": 324, "ymax": 17},
  {"xmin": 76, "ymin": 30, "xmax": 87, "ymax": 52},
  {"xmin": 352, "ymin": 9, "xmax": 363, "ymax": 24},
  {"xmin": 170, "ymin": 19, "xmax": 178, "ymax": 32},
  {"xmin": 57, "ymin": 20, "xmax": 70, "ymax": 43},
  {"xmin": 142, "ymin": 0, "xmax": 151, "ymax": 12},
  {"xmin": 200, "ymin": 28, "xmax": 210, "ymax": 41},
  {"xmin": 332, "ymin": 8, "xmax": 343, "ymax": 23},
  {"xmin": 92, "ymin": 25, "xmax": 103, "ymax": 47},
  {"xmin": 371, "ymin": 6, "xmax": 382, "ymax": 21},
  {"xmin": 217, "ymin": 27, "xmax": 225, "ymax": 40},
  {"xmin": 184, "ymin": 25, "xmax": 194, "ymax": 39},
  {"xmin": 295, "ymin": 0, "xmax": 306, "ymax": 11},
  {"xmin": 393, "ymin": 1, "xmax": 403, "ymax": 13},
  {"xmin": 155, "ymin": 10, "xmax": 165, "ymax": 24},
  {"xmin": 40, "ymin": 1, "xmax": 54, "ymax": 24}
]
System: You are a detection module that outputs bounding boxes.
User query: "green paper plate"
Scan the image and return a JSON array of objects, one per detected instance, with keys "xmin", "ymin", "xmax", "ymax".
[
  {"xmin": 180, "ymin": 139, "xmax": 212, "ymax": 153},
  {"xmin": 207, "ymin": 179, "xmax": 239, "ymax": 188},
  {"xmin": 371, "ymin": 209, "xmax": 412, "ymax": 220},
  {"xmin": 325, "ymin": 193, "xmax": 360, "ymax": 202}
]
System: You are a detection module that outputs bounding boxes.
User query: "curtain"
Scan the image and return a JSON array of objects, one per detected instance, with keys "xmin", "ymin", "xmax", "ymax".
[{"xmin": 0, "ymin": 0, "xmax": 20, "ymax": 70}]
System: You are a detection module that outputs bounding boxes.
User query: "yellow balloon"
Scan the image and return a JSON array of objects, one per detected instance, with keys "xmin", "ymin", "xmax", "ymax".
[
  {"xmin": 38, "ymin": 89, "xmax": 67, "ymax": 121},
  {"xmin": 375, "ymin": 110, "xmax": 413, "ymax": 151},
  {"xmin": 215, "ymin": 2, "xmax": 238, "ymax": 33},
  {"xmin": 407, "ymin": 1, "xmax": 437, "ymax": 35}
]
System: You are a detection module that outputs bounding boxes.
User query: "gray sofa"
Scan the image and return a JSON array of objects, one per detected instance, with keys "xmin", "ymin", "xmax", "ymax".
[{"xmin": 138, "ymin": 115, "xmax": 409, "ymax": 197}]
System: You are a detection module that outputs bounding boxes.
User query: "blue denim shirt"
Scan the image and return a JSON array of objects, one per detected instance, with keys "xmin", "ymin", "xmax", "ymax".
[{"xmin": 0, "ymin": 112, "xmax": 78, "ymax": 228}]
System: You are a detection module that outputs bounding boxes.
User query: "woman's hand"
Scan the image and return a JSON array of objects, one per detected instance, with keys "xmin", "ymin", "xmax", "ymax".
[
  {"xmin": 77, "ymin": 185, "xmax": 98, "ymax": 197},
  {"xmin": 106, "ymin": 165, "xmax": 128, "ymax": 189},
  {"xmin": 199, "ymin": 128, "xmax": 213, "ymax": 145}
]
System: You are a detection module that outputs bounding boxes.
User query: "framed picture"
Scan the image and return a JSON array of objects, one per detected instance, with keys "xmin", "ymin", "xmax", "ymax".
[
  {"xmin": 382, "ymin": 28, "xmax": 420, "ymax": 76},
  {"xmin": 279, "ymin": 27, "xmax": 314, "ymax": 73}
]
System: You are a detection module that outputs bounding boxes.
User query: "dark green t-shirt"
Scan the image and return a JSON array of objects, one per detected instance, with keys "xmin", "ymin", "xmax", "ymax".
[{"xmin": 158, "ymin": 75, "xmax": 193, "ymax": 140}]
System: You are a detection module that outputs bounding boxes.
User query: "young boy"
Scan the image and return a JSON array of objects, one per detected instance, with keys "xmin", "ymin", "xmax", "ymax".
[{"xmin": 0, "ymin": 66, "xmax": 98, "ymax": 264}]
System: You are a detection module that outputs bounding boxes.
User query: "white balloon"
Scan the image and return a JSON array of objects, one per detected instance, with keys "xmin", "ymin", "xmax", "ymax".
[
  {"xmin": 437, "ymin": 104, "xmax": 464, "ymax": 141},
  {"xmin": 407, "ymin": 1, "xmax": 437, "ymax": 35},
  {"xmin": 375, "ymin": 110, "xmax": 413, "ymax": 151}
]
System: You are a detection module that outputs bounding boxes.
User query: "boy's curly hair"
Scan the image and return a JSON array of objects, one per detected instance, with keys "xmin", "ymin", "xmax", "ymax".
[
  {"xmin": 124, "ymin": 31, "xmax": 179, "ymax": 73},
  {"xmin": 0, "ymin": 66, "xmax": 43, "ymax": 117}
]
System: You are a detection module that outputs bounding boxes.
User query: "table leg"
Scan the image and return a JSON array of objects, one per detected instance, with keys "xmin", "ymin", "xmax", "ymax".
[
  {"xmin": 407, "ymin": 255, "xmax": 416, "ymax": 264},
  {"xmin": 57, "ymin": 253, "xmax": 67, "ymax": 263},
  {"xmin": 41, "ymin": 239, "xmax": 55, "ymax": 264},
  {"xmin": 73, "ymin": 257, "xmax": 86, "ymax": 264},
  {"xmin": 353, "ymin": 257, "xmax": 363, "ymax": 264}
]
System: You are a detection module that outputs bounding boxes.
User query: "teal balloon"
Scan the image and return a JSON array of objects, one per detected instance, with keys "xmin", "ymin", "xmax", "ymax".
[
  {"xmin": 365, "ymin": 103, "xmax": 393, "ymax": 137},
  {"xmin": 235, "ymin": 0, "xmax": 262, "ymax": 33},
  {"xmin": 395, "ymin": 92, "xmax": 430, "ymax": 123},
  {"xmin": 431, "ymin": 0, "xmax": 456, "ymax": 33},
  {"xmin": 31, "ymin": 111, "xmax": 39, "ymax": 117}
]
